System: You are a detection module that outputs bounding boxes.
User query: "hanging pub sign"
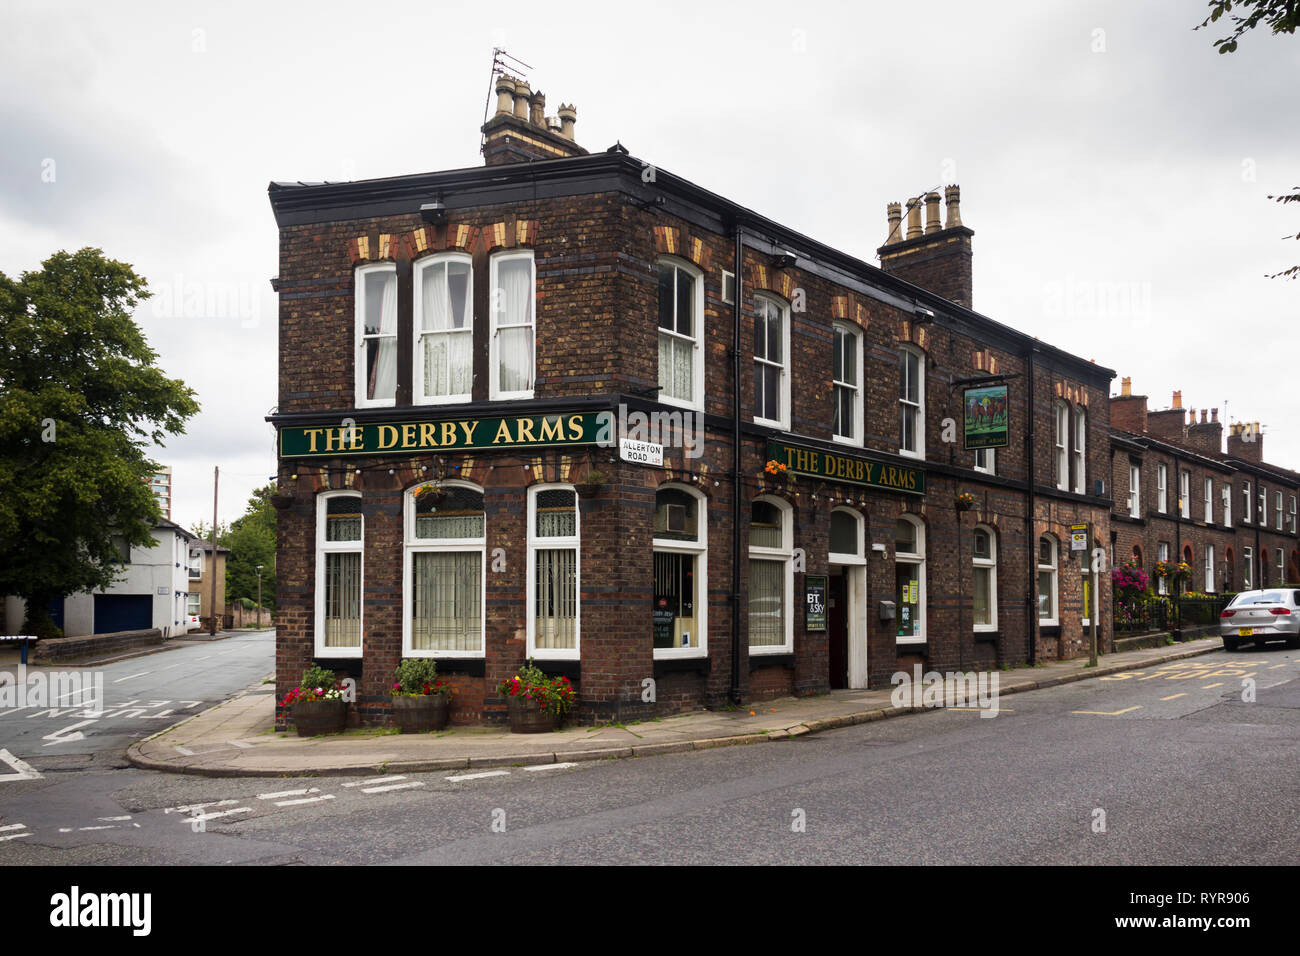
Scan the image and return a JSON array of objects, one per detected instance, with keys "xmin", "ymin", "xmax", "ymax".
[
  {"xmin": 963, "ymin": 384, "xmax": 1009, "ymax": 450},
  {"xmin": 279, "ymin": 412, "xmax": 607, "ymax": 459},
  {"xmin": 805, "ymin": 575, "xmax": 827, "ymax": 632}
]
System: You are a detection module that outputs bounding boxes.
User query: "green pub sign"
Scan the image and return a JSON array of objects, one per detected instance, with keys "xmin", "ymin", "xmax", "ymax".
[
  {"xmin": 963, "ymin": 385, "xmax": 1009, "ymax": 450},
  {"xmin": 280, "ymin": 412, "xmax": 607, "ymax": 459},
  {"xmin": 766, "ymin": 441, "xmax": 926, "ymax": 497}
]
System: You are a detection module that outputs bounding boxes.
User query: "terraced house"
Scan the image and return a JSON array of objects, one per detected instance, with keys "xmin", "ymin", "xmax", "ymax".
[{"xmin": 266, "ymin": 77, "xmax": 1116, "ymax": 727}]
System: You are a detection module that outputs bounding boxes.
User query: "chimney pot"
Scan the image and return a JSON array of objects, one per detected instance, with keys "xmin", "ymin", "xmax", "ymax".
[
  {"xmin": 944, "ymin": 185, "xmax": 962, "ymax": 229},
  {"xmin": 529, "ymin": 90, "xmax": 546, "ymax": 127},
  {"xmin": 512, "ymin": 79, "xmax": 532, "ymax": 120},
  {"xmin": 905, "ymin": 198, "xmax": 923, "ymax": 240},
  {"xmin": 924, "ymin": 192, "xmax": 942, "ymax": 234},
  {"xmin": 1172, "ymin": 390, "xmax": 1182, "ymax": 410},
  {"xmin": 1211, "ymin": 407, "xmax": 1218, "ymax": 422},
  {"xmin": 557, "ymin": 103, "xmax": 577, "ymax": 140},
  {"xmin": 1121, "ymin": 376, "xmax": 1132, "ymax": 397},
  {"xmin": 495, "ymin": 75, "xmax": 517, "ymax": 115},
  {"xmin": 885, "ymin": 202, "xmax": 903, "ymax": 245}
]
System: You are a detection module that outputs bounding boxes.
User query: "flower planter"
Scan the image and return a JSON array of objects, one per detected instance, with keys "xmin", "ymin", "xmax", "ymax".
[
  {"xmin": 574, "ymin": 482, "xmax": 604, "ymax": 498},
  {"xmin": 270, "ymin": 494, "xmax": 295, "ymax": 511},
  {"xmin": 391, "ymin": 694, "xmax": 450, "ymax": 733},
  {"xmin": 292, "ymin": 699, "xmax": 347, "ymax": 737},
  {"xmin": 506, "ymin": 696, "xmax": 558, "ymax": 733}
]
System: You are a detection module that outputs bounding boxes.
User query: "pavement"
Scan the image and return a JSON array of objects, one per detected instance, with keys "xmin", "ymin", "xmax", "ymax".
[{"xmin": 124, "ymin": 635, "xmax": 1230, "ymax": 778}]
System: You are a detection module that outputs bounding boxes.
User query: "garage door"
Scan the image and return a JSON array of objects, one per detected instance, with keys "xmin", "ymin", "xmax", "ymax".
[{"xmin": 93, "ymin": 594, "xmax": 152, "ymax": 634}]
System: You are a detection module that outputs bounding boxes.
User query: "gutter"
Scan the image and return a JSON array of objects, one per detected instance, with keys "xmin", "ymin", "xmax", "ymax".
[{"xmin": 730, "ymin": 224, "xmax": 744, "ymax": 704}]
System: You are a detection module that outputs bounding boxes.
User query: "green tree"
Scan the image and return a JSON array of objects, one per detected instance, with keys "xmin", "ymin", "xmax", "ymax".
[
  {"xmin": 0, "ymin": 248, "xmax": 199, "ymax": 638},
  {"xmin": 1196, "ymin": 0, "xmax": 1300, "ymax": 53},
  {"xmin": 225, "ymin": 484, "xmax": 276, "ymax": 611}
]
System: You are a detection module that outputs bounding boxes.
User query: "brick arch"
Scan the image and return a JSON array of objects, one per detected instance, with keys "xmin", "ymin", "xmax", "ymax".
[
  {"xmin": 747, "ymin": 263, "xmax": 795, "ymax": 300},
  {"xmin": 1183, "ymin": 544, "xmax": 1194, "ymax": 566},
  {"xmin": 652, "ymin": 226, "xmax": 711, "ymax": 271}
]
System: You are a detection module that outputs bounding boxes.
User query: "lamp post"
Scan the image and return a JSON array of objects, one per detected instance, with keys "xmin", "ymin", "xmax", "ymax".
[{"xmin": 255, "ymin": 565, "xmax": 263, "ymax": 625}]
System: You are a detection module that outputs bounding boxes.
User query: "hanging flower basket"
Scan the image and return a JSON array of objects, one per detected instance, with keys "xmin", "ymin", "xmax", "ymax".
[
  {"xmin": 955, "ymin": 491, "xmax": 976, "ymax": 512},
  {"xmin": 575, "ymin": 470, "xmax": 606, "ymax": 497},
  {"xmin": 414, "ymin": 482, "xmax": 446, "ymax": 506}
]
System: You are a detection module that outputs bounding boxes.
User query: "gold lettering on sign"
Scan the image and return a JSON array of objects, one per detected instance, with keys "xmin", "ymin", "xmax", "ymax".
[
  {"xmin": 303, "ymin": 428, "xmax": 323, "ymax": 453},
  {"xmin": 421, "ymin": 423, "xmax": 436, "ymax": 447},
  {"xmin": 538, "ymin": 417, "xmax": 564, "ymax": 443},
  {"xmin": 323, "ymin": 428, "xmax": 344, "ymax": 453},
  {"xmin": 401, "ymin": 423, "xmax": 417, "ymax": 448},
  {"xmin": 567, "ymin": 415, "xmax": 584, "ymax": 441},
  {"xmin": 461, "ymin": 421, "xmax": 479, "ymax": 444},
  {"xmin": 493, "ymin": 420, "xmax": 513, "ymax": 445},
  {"xmin": 516, "ymin": 418, "xmax": 536, "ymax": 443},
  {"xmin": 378, "ymin": 425, "xmax": 399, "ymax": 450},
  {"xmin": 441, "ymin": 421, "xmax": 457, "ymax": 447}
]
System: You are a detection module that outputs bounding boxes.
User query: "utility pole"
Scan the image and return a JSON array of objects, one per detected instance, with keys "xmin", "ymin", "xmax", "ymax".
[
  {"xmin": 256, "ymin": 564, "xmax": 264, "ymax": 625},
  {"xmin": 209, "ymin": 466, "xmax": 219, "ymax": 636}
]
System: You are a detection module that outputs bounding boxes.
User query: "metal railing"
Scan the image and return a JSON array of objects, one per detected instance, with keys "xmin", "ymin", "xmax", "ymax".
[{"xmin": 1113, "ymin": 591, "xmax": 1235, "ymax": 635}]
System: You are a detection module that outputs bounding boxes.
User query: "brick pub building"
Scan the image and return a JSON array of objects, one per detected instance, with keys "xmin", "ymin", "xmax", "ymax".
[{"xmin": 267, "ymin": 76, "xmax": 1116, "ymax": 727}]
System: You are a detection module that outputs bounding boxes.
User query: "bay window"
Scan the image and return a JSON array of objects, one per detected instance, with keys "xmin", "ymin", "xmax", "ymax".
[
  {"xmin": 316, "ymin": 492, "xmax": 363, "ymax": 656},
  {"xmin": 528, "ymin": 485, "xmax": 579, "ymax": 658},
  {"xmin": 404, "ymin": 483, "xmax": 485, "ymax": 656},
  {"xmin": 749, "ymin": 497, "xmax": 793, "ymax": 653},
  {"xmin": 895, "ymin": 516, "xmax": 926, "ymax": 644},
  {"xmin": 754, "ymin": 294, "xmax": 790, "ymax": 428},
  {"xmin": 355, "ymin": 263, "xmax": 397, "ymax": 407},
  {"xmin": 657, "ymin": 258, "xmax": 704, "ymax": 409},
  {"xmin": 414, "ymin": 253, "xmax": 473, "ymax": 403},
  {"xmin": 653, "ymin": 485, "xmax": 707, "ymax": 658},
  {"xmin": 490, "ymin": 250, "xmax": 536, "ymax": 400},
  {"xmin": 972, "ymin": 525, "xmax": 997, "ymax": 632},
  {"xmin": 898, "ymin": 346, "xmax": 925, "ymax": 459},
  {"xmin": 1037, "ymin": 535, "xmax": 1058, "ymax": 626},
  {"xmin": 833, "ymin": 323, "xmax": 863, "ymax": 444}
]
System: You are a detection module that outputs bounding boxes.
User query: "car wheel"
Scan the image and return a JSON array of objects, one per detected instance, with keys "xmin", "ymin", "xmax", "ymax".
[{"xmin": 1223, "ymin": 637, "xmax": 1240, "ymax": 651}]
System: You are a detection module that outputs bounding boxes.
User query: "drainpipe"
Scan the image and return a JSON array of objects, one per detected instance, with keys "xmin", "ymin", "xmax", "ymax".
[
  {"xmin": 730, "ymin": 225, "xmax": 744, "ymax": 704},
  {"xmin": 1025, "ymin": 347, "xmax": 1037, "ymax": 665}
]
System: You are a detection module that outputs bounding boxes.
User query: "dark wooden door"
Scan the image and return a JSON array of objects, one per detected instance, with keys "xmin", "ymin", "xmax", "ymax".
[{"xmin": 828, "ymin": 569, "xmax": 848, "ymax": 689}]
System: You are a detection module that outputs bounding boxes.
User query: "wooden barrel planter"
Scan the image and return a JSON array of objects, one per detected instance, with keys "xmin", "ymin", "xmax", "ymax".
[
  {"xmin": 506, "ymin": 696, "xmax": 558, "ymax": 733},
  {"xmin": 292, "ymin": 699, "xmax": 347, "ymax": 737},
  {"xmin": 391, "ymin": 695, "xmax": 450, "ymax": 733}
]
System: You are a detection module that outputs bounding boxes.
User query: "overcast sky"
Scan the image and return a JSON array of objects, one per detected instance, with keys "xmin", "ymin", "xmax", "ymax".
[{"xmin": 3, "ymin": 0, "xmax": 1296, "ymax": 529}]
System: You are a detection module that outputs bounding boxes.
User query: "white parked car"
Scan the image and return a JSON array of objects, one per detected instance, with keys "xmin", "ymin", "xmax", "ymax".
[{"xmin": 1219, "ymin": 589, "xmax": 1300, "ymax": 650}]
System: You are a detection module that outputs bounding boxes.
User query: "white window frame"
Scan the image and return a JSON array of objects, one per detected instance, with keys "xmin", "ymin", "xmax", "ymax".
[
  {"xmin": 721, "ymin": 269, "xmax": 736, "ymax": 305},
  {"xmin": 186, "ymin": 592, "xmax": 201, "ymax": 616},
  {"xmin": 1054, "ymin": 402, "xmax": 1069, "ymax": 491},
  {"xmin": 753, "ymin": 293, "xmax": 790, "ymax": 429},
  {"xmin": 1243, "ymin": 546, "xmax": 1254, "ymax": 589},
  {"xmin": 1157, "ymin": 464, "xmax": 1167, "ymax": 513},
  {"xmin": 315, "ymin": 490, "xmax": 363, "ymax": 658},
  {"xmin": 489, "ymin": 249, "xmax": 536, "ymax": 401},
  {"xmin": 974, "ymin": 446, "xmax": 996, "ymax": 475},
  {"xmin": 1204, "ymin": 477, "xmax": 1213, "ymax": 524},
  {"xmin": 1260, "ymin": 485, "xmax": 1268, "ymax": 527},
  {"xmin": 1128, "ymin": 462, "xmax": 1141, "ymax": 518},
  {"xmin": 1179, "ymin": 469, "xmax": 1190, "ymax": 519},
  {"xmin": 1157, "ymin": 541, "xmax": 1170, "ymax": 596},
  {"xmin": 656, "ymin": 256, "xmax": 705, "ymax": 411},
  {"xmin": 402, "ymin": 481, "xmax": 486, "ymax": 658},
  {"xmin": 832, "ymin": 323, "xmax": 864, "ymax": 445},
  {"xmin": 1037, "ymin": 535, "xmax": 1059, "ymax": 627},
  {"xmin": 653, "ymin": 483, "xmax": 708, "ymax": 660},
  {"xmin": 1244, "ymin": 481, "xmax": 1253, "ymax": 523},
  {"xmin": 1276, "ymin": 491, "xmax": 1284, "ymax": 531},
  {"xmin": 829, "ymin": 507, "xmax": 866, "ymax": 567},
  {"xmin": 895, "ymin": 515, "xmax": 927, "ymax": 645},
  {"xmin": 1224, "ymin": 485, "xmax": 1232, "ymax": 528},
  {"xmin": 972, "ymin": 524, "xmax": 997, "ymax": 633},
  {"xmin": 413, "ymin": 252, "xmax": 474, "ymax": 405},
  {"xmin": 1072, "ymin": 406, "xmax": 1086, "ymax": 494},
  {"xmin": 1277, "ymin": 547, "xmax": 1285, "ymax": 585},
  {"xmin": 1205, "ymin": 544, "xmax": 1216, "ymax": 593},
  {"xmin": 526, "ymin": 483, "xmax": 580, "ymax": 660},
  {"xmin": 354, "ymin": 262, "xmax": 398, "ymax": 409},
  {"xmin": 188, "ymin": 549, "xmax": 203, "ymax": 580},
  {"xmin": 1290, "ymin": 495, "xmax": 1297, "ymax": 535},
  {"xmin": 748, "ymin": 495, "xmax": 794, "ymax": 655},
  {"xmin": 898, "ymin": 345, "xmax": 925, "ymax": 460}
]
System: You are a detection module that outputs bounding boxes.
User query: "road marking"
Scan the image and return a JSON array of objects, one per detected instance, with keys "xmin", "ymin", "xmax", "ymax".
[
  {"xmin": 361, "ymin": 781, "xmax": 425, "ymax": 794},
  {"xmin": 188, "ymin": 807, "xmax": 252, "ymax": 823},
  {"xmin": 112, "ymin": 671, "xmax": 151, "ymax": 683},
  {"xmin": 0, "ymin": 749, "xmax": 41, "ymax": 781},
  {"xmin": 276, "ymin": 794, "xmax": 335, "ymax": 807},
  {"xmin": 343, "ymin": 775, "xmax": 405, "ymax": 788},
  {"xmin": 1201, "ymin": 682, "xmax": 1224, "ymax": 689},
  {"xmin": 947, "ymin": 707, "xmax": 1014, "ymax": 713},
  {"xmin": 0, "ymin": 829, "xmax": 31, "ymax": 841},
  {"xmin": 1269, "ymin": 663, "xmax": 1288, "ymax": 669},
  {"xmin": 42, "ymin": 720, "xmax": 96, "ymax": 746},
  {"xmin": 227, "ymin": 740, "xmax": 252, "ymax": 749},
  {"xmin": 0, "ymin": 823, "xmax": 27, "ymax": 832},
  {"xmin": 1160, "ymin": 693, "xmax": 1187, "ymax": 701},
  {"xmin": 174, "ymin": 746, "xmax": 195, "ymax": 756},
  {"xmin": 77, "ymin": 825, "xmax": 116, "ymax": 831},
  {"xmin": 258, "ymin": 787, "xmax": 318, "ymax": 800},
  {"xmin": 522, "ymin": 762, "xmax": 579, "ymax": 772},
  {"xmin": 446, "ymin": 770, "xmax": 510, "ymax": 782},
  {"xmin": 164, "ymin": 799, "xmax": 238, "ymax": 815},
  {"xmin": 1072, "ymin": 706, "xmax": 1142, "ymax": 716},
  {"xmin": 97, "ymin": 815, "xmax": 132, "ymax": 822}
]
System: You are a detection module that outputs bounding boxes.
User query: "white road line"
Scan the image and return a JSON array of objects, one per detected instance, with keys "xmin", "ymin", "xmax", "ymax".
[
  {"xmin": 522, "ymin": 762, "xmax": 578, "ymax": 772},
  {"xmin": 361, "ymin": 781, "xmax": 425, "ymax": 794},
  {"xmin": 0, "ymin": 823, "xmax": 27, "ymax": 832},
  {"xmin": 1, "ymin": 832, "xmax": 31, "ymax": 841},
  {"xmin": 174, "ymin": 746, "xmax": 195, "ymax": 756},
  {"xmin": 78, "ymin": 825, "xmax": 116, "ymax": 831},
  {"xmin": 258, "ymin": 787, "xmax": 318, "ymax": 800},
  {"xmin": 188, "ymin": 807, "xmax": 252, "ymax": 823},
  {"xmin": 165, "ymin": 799, "xmax": 238, "ymax": 815},
  {"xmin": 1160, "ymin": 693, "xmax": 1187, "ymax": 701},
  {"xmin": 1201, "ymin": 682, "xmax": 1225, "ymax": 689},
  {"xmin": 0, "ymin": 749, "xmax": 41, "ymax": 781},
  {"xmin": 97, "ymin": 815, "xmax": 132, "ymax": 822},
  {"xmin": 227, "ymin": 740, "xmax": 252, "ymax": 749},
  {"xmin": 192, "ymin": 656, "xmax": 211, "ymax": 661},
  {"xmin": 446, "ymin": 770, "xmax": 510, "ymax": 782},
  {"xmin": 343, "ymin": 775, "xmax": 405, "ymax": 788},
  {"xmin": 276, "ymin": 794, "xmax": 335, "ymax": 807},
  {"xmin": 112, "ymin": 671, "xmax": 151, "ymax": 683}
]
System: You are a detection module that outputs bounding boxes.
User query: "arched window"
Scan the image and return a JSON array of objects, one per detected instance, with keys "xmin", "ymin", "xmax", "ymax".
[
  {"xmin": 355, "ymin": 263, "xmax": 397, "ymax": 408},
  {"xmin": 1037, "ymin": 535, "xmax": 1059, "ymax": 626},
  {"xmin": 749, "ymin": 496, "xmax": 793, "ymax": 653},
  {"xmin": 972, "ymin": 524, "xmax": 997, "ymax": 632},
  {"xmin": 653, "ymin": 484, "xmax": 707, "ymax": 658},
  {"xmin": 414, "ymin": 253, "xmax": 473, "ymax": 404},
  {"xmin": 528, "ymin": 485, "xmax": 579, "ymax": 658},
  {"xmin": 657, "ymin": 257, "xmax": 704, "ymax": 410},
  {"xmin": 316, "ymin": 491, "xmax": 363, "ymax": 656},
  {"xmin": 895, "ymin": 516, "xmax": 926, "ymax": 643},
  {"xmin": 898, "ymin": 346, "xmax": 925, "ymax": 459},
  {"xmin": 404, "ymin": 482, "xmax": 485, "ymax": 656},
  {"xmin": 829, "ymin": 508, "xmax": 865, "ymax": 565},
  {"xmin": 754, "ymin": 293, "xmax": 791, "ymax": 428}
]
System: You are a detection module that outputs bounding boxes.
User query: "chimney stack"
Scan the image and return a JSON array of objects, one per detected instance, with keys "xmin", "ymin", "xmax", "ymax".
[
  {"xmin": 878, "ymin": 184, "xmax": 975, "ymax": 309},
  {"xmin": 1110, "ymin": 378, "xmax": 1148, "ymax": 435},
  {"xmin": 1227, "ymin": 422, "xmax": 1264, "ymax": 463},
  {"xmin": 481, "ymin": 73, "xmax": 586, "ymax": 166}
]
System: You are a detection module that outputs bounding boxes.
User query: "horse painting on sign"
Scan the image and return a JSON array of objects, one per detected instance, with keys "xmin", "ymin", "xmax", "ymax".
[{"xmin": 964, "ymin": 384, "xmax": 1009, "ymax": 450}]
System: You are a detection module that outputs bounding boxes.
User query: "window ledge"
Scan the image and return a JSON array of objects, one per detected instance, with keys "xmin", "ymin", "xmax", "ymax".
[
  {"xmin": 654, "ymin": 656, "xmax": 711, "ymax": 677},
  {"xmin": 895, "ymin": 641, "xmax": 929, "ymax": 656},
  {"xmin": 748, "ymin": 652, "xmax": 795, "ymax": 671},
  {"xmin": 1039, "ymin": 624, "xmax": 1061, "ymax": 637},
  {"xmin": 973, "ymin": 630, "xmax": 1000, "ymax": 644},
  {"xmin": 425, "ymin": 658, "xmax": 486, "ymax": 677},
  {"xmin": 534, "ymin": 659, "xmax": 580, "ymax": 681}
]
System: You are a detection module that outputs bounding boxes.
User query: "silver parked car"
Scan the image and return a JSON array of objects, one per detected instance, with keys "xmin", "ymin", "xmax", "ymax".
[{"xmin": 1219, "ymin": 589, "xmax": 1300, "ymax": 650}]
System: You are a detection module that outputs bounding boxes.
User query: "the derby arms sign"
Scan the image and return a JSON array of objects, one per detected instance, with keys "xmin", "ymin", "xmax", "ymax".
[
  {"xmin": 280, "ymin": 413, "xmax": 605, "ymax": 459},
  {"xmin": 766, "ymin": 440, "xmax": 925, "ymax": 496}
]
